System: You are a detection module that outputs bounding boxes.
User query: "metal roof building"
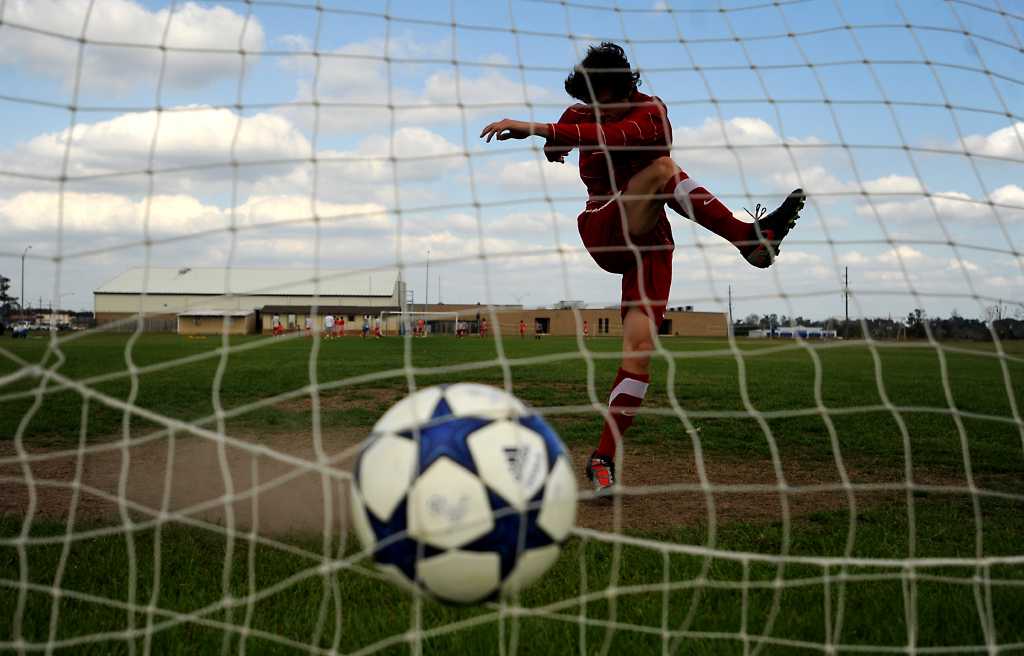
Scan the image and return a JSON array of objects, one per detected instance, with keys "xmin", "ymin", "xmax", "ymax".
[{"xmin": 94, "ymin": 267, "xmax": 405, "ymax": 332}]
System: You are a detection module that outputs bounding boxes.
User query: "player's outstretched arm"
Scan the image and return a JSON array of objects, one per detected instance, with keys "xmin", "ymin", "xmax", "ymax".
[{"xmin": 479, "ymin": 119, "xmax": 551, "ymax": 142}]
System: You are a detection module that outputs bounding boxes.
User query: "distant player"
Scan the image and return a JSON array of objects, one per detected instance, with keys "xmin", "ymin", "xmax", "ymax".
[
  {"xmin": 479, "ymin": 318, "xmax": 488, "ymax": 338},
  {"xmin": 362, "ymin": 316, "xmax": 370, "ymax": 339},
  {"xmin": 324, "ymin": 313, "xmax": 334, "ymax": 339},
  {"xmin": 305, "ymin": 315, "xmax": 312, "ymax": 337},
  {"xmin": 271, "ymin": 314, "xmax": 283, "ymax": 336},
  {"xmin": 417, "ymin": 318, "xmax": 426, "ymax": 337},
  {"xmin": 338, "ymin": 315, "xmax": 345, "ymax": 337},
  {"xmin": 583, "ymin": 320, "xmax": 590, "ymax": 339},
  {"xmin": 481, "ymin": 42, "xmax": 805, "ymax": 494},
  {"xmin": 519, "ymin": 319, "xmax": 527, "ymax": 339},
  {"xmin": 373, "ymin": 320, "xmax": 382, "ymax": 339}
]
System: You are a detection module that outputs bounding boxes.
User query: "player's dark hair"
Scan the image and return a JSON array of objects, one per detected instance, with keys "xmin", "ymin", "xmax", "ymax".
[{"xmin": 564, "ymin": 42, "xmax": 641, "ymax": 104}]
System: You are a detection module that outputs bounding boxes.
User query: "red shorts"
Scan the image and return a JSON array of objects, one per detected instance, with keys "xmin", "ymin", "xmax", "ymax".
[{"xmin": 578, "ymin": 196, "xmax": 674, "ymax": 325}]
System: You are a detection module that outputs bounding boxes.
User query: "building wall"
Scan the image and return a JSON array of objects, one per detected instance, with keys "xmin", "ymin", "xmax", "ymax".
[
  {"xmin": 177, "ymin": 314, "xmax": 256, "ymax": 336},
  {"xmin": 95, "ymin": 312, "xmax": 177, "ymax": 332},
  {"xmin": 380, "ymin": 308, "xmax": 727, "ymax": 338},
  {"xmin": 260, "ymin": 312, "xmax": 371, "ymax": 334}
]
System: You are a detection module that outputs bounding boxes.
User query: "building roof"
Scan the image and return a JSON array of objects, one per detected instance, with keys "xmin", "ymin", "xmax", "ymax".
[{"xmin": 95, "ymin": 268, "xmax": 400, "ymax": 297}]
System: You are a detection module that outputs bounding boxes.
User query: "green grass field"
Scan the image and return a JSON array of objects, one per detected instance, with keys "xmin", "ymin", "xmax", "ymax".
[{"xmin": 2, "ymin": 333, "xmax": 1023, "ymax": 654}]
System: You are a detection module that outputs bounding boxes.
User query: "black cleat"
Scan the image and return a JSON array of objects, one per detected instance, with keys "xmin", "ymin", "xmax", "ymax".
[
  {"xmin": 585, "ymin": 451, "xmax": 616, "ymax": 496},
  {"xmin": 742, "ymin": 188, "xmax": 806, "ymax": 268}
]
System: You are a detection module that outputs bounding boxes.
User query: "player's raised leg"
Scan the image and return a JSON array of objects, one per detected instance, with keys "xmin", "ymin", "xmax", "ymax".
[
  {"xmin": 621, "ymin": 156, "xmax": 806, "ymax": 268},
  {"xmin": 586, "ymin": 307, "xmax": 655, "ymax": 494},
  {"xmin": 658, "ymin": 166, "xmax": 805, "ymax": 268}
]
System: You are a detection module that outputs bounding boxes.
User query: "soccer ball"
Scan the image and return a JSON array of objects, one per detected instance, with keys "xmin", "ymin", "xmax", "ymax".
[{"xmin": 350, "ymin": 383, "xmax": 577, "ymax": 604}]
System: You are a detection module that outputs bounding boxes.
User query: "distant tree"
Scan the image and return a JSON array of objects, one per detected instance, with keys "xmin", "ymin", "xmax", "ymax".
[
  {"xmin": 906, "ymin": 309, "xmax": 926, "ymax": 338},
  {"xmin": 0, "ymin": 275, "xmax": 18, "ymax": 325}
]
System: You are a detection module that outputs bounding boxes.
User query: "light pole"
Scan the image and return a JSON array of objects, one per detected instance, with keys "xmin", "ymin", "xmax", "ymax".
[{"xmin": 20, "ymin": 245, "xmax": 31, "ymax": 317}]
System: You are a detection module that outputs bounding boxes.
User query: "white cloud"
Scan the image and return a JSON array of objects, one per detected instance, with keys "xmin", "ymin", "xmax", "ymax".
[
  {"xmin": 1, "ymin": 106, "xmax": 466, "ymax": 206},
  {"xmin": 9, "ymin": 106, "xmax": 310, "ymax": 182},
  {"xmin": 877, "ymin": 245, "xmax": 926, "ymax": 264},
  {"xmin": 959, "ymin": 122, "xmax": 1024, "ymax": 158},
  {"xmin": 990, "ymin": 184, "xmax": 1024, "ymax": 210},
  {"xmin": 861, "ymin": 175, "xmax": 924, "ymax": 195},
  {"xmin": 316, "ymin": 127, "xmax": 466, "ymax": 187},
  {"xmin": 948, "ymin": 258, "xmax": 979, "ymax": 272},
  {"xmin": 494, "ymin": 159, "xmax": 583, "ymax": 191},
  {"xmin": 854, "ymin": 184, "xmax": 1024, "ymax": 224},
  {"xmin": 0, "ymin": 0, "xmax": 264, "ymax": 93},
  {"xmin": 277, "ymin": 36, "xmax": 551, "ymax": 133},
  {"xmin": 0, "ymin": 190, "xmax": 387, "ymax": 236}
]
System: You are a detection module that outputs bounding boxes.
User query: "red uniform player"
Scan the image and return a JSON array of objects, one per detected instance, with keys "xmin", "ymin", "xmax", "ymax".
[
  {"xmin": 583, "ymin": 320, "xmax": 590, "ymax": 339},
  {"xmin": 481, "ymin": 42, "xmax": 805, "ymax": 494},
  {"xmin": 479, "ymin": 318, "xmax": 488, "ymax": 338},
  {"xmin": 519, "ymin": 320, "xmax": 526, "ymax": 339}
]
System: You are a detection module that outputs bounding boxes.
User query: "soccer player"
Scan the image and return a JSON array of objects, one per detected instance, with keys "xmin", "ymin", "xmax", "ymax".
[
  {"xmin": 519, "ymin": 319, "xmax": 527, "ymax": 339},
  {"xmin": 362, "ymin": 316, "xmax": 370, "ymax": 339},
  {"xmin": 583, "ymin": 319, "xmax": 590, "ymax": 339},
  {"xmin": 324, "ymin": 313, "xmax": 334, "ymax": 340},
  {"xmin": 338, "ymin": 315, "xmax": 345, "ymax": 337},
  {"xmin": 480, "ymin": 318, "xmax": 488, "ymax": 338},
  {"xmin": 480, "ymin": 42, "xmax": 805, "ymax": 494}
]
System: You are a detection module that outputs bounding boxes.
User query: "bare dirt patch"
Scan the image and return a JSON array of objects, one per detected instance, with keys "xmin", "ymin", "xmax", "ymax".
[
  {"xmin": 0, "ymin": 432, "xmax": 364, "ymax": 535},
  {"xmin": 569, "ymin": 445, "xmax": 976, "ymax": 533},
  {"xmin": 0, "ymin": 436, "xmax": 984, "ymax": 538}
]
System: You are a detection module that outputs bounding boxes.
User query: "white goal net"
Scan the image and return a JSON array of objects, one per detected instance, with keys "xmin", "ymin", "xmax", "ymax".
[{"xmin": 1, "ymin": 0, "xmax": 1022, "ymax": 654}]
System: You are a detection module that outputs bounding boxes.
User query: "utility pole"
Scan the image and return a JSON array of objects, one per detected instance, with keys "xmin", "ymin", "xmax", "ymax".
[
  {"xmin": 843, "ymin": 266, "xmax": 850, "ymax": 339},
  {"xmin": 727, "ymin": 284, "xmax": 733, "ymax": 336},
  {"xmin": 20, "ymin": 245, "xmax": 31, "ymax": 318},
  {"xmin": 424, "ymin": 249, "xmax": 430, "ymax": 314}
]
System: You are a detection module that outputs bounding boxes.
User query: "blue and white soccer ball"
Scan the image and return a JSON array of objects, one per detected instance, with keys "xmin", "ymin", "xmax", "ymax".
[{"xmin": 350, "ymin": 383, "xmax": 577, "ymax": 604}]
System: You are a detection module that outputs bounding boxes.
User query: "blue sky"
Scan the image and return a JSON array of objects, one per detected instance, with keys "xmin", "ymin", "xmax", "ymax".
[{"xmin": 0, "ymin": 0, "xmax": 1021, "ymax": 321}]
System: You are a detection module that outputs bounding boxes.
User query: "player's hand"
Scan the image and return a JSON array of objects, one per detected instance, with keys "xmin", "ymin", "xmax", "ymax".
[{"xmin": 479, "ymin": 119, "xmax": 537, "ymax": 142}]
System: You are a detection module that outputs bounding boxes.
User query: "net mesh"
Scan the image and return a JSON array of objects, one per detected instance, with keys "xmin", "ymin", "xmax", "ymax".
[{"xmin": 1, "ymin": 0, "xmax": 1023, "ymax": 653}]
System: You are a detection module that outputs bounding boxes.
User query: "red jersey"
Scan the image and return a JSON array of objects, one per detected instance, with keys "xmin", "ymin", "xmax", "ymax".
[{"xmin": 544, "ymin": 91, "xmax": 673, "ymax": 201}]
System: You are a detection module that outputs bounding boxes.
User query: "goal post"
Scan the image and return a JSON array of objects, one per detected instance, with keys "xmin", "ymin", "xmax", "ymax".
[{"xmin": 378, "ymin": 310, "xmax": 461, "ymax": 336}]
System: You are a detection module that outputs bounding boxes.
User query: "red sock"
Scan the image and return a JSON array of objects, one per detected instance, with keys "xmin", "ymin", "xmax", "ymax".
[
  {"xmin": 661, "ymin": 173, "xmax": 752, "ymax": 247},
  {"xmin": 595, "ymin": 368, "xmax": 650, "ymax": 458}
]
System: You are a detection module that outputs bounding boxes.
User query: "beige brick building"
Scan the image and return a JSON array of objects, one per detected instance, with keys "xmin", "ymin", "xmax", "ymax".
[
  {"xmin": 94, "ymin": 267, "xmax": 405, "ymax": 334},
  {"xmin": 382, "ymin": 304, "xmax": 726, "ymax": 338}
]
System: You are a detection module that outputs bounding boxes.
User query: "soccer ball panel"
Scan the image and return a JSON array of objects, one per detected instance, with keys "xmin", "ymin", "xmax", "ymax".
[
  {"xmin": 538, "ymin": 456, "xmax": 577, "ymax": 542},
  {"xmin": 467, "ymin": 421, "xmax": 548, "ymax": 511},
  {"xmin": 417, "ymin": 550, "xmax": 500, "ymax": 604},
  {"xmin": 407, "ymin": 458, "xmax": 493, "ymax": 550},
  {"xmin": 500, "ymin": 544, "xmax": 561, "ymax": 596},
  {"xmin": 348, "ymin": 487, "xmax": 377, "ymax": 555},
  {"xmin": 374, "ymin": 386, "xmax": 444, "ymax": 433},
  {"xmin": 358, "ymin": 433, "xmax": 417, "ymax": 521},
  {"xmin": 444, "ymin": 383, "xmax": 527, "ymax": 421}
]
